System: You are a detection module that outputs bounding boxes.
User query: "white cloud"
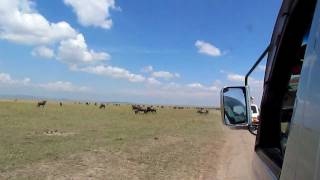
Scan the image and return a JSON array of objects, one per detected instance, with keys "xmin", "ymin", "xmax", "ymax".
[
  {"xmin": 31, "ymin": 46, "xmax": 54, "ymax": 59},
  {"xmin": 0, "ymin": 0, "xmax": 110, "ymax": 66},
  {"xmin": 141, "ymin": 65, "xmax": 153, "ymax": 73},
  {"xmin": 57, "ymin": 34, "xmax": 110, "ymax": 64},
  {"xmin": 38, "ymin": 81, "xmax": 90, "ymax": 92},
  {"xmin": 125, "ymin": 80, "xmax": 222, "ymax": 106},
  {"xmin": 258, "ymin": 65, "xmax": 266, "ymax": 71},
  {"xmin": 0, "ymin": 73, "xmax": 12, "ymax": 83},
  {"xmin": 186, "ymin": 82, "xmax": 220, "ymax": 92},
  {"xmin": 0, "ymin": 72, "xmax": 90, "ymax": 92},
  {"xmin": 147, "ymin": 77, "xmax": 161, "ymax": 85},
  {"xmin": 195, "ymin": 40, "xmax": 222, "ymax": 57},
  {"xmin": 227, "ymin": 73, "xmax": 245, "ymax": 82},
  {"xmin": 227, "ymin": 73, "xmax": 263, "ymax": 85},
  {"xmin": 0, "ymin": 73, "xmax": 31, "ymax": 85},
  {"xmin": 64, "ymin": 0, "xmax": 118, "ymax": 29},
  {"xmin": 151, "ymin": 71, "xmax": 180, "ymax": 80},
  {"xmin": 75, "ymin": 65, "xmax": 146, "ymax": 83},
  {"xmin": 0, "ymin": 0, "xmax": 77, "ymax": 45},
  {"xmin": 187, "ymin": 83, "xmax": 204, "ymax": 88}
]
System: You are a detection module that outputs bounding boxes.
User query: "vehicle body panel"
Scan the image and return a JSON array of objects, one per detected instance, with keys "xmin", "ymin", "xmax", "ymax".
[
  {"xmin": 280, "ymin": 1, "xmax": 320, "ymax": 179},
  {"xmin": 253, "ymin": 152, "xmax": 278, "ymax": 180}
]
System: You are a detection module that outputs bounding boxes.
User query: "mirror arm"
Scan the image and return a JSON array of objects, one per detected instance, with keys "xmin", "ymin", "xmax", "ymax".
[{"xmin": 245, "ymin": 45, "xmax": 270, "ymax": 86}]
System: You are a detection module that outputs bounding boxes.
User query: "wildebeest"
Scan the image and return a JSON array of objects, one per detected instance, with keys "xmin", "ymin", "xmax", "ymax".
[
  {"xmin": 37, "ymin": 100, "xmax": 47, "ymax": 107},
  {"xmin": 85, "ymin": 102, "xmax": 90, "ymax": 105},
  {"xmin": 132, "ymin": 105, "xmax": 144, "ymax": 114},
  {"xmin": 197, "ymin": 108, "xmax": 209, "ymax": 114},
  {"xmin": 94, "ymin": 102, "xmax": 97, "ymax": 106},
  {"xmin": 59, "ymin": 102, "xmax": 63, "ymax": 107},
  {"xmin": 134, "ymin": 106, "xmax": 157, "ymax": 114},
  {"xmin": 99, "ymin": 104, "xmax": 106, "ymax": 109},
  {"xmin": 132, "ymin": 105, "xmax": 140, "ymax": 111},
  {"xmin": 146, "ymin": 106, "xmax": 156, "ymax": 113}
]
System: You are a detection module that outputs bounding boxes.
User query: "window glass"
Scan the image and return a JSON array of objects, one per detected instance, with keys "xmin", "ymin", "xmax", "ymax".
[
  {"xmin": 251, "ymin": 106, "xmax": 257, "ymax": 113},
  {"xmin": 223, "ymin": 88, "xmax": 247, "ymax": 124}
]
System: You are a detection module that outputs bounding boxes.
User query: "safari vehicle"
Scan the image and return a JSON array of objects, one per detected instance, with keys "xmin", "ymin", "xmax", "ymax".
[
  {"xmin": 220, "ymin": 0, "xmax": 320, "ymax": 179},
  {"xmin": 251, "ymin": 104, "xmax": 259, "ymax": 125}
]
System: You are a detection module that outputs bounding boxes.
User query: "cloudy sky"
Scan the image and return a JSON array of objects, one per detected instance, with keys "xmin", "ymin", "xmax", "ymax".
[{"xmin": 0, "ymin": 0, "xmax": 281, "ymax": 106}]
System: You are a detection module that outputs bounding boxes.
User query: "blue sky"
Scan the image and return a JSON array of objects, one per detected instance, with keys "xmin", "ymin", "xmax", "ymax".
[{"xmin": 0, "ymin": 0, "xmax": 281, "ymax": 106}]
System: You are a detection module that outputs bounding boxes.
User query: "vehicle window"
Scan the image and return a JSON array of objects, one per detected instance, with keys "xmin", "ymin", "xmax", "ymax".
[
  {"xmin": 251, "ymin": 106, "xmax": 257, "ymax": 114},
  {"xmin": 279, "ymin": 40, "xmax": 307, "ymax": 155}
]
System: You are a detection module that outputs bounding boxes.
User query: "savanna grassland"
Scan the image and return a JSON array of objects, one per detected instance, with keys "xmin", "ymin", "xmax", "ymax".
[{"xmin": 0, "ymin": 100, "xmax": 226, "ymax": 180}]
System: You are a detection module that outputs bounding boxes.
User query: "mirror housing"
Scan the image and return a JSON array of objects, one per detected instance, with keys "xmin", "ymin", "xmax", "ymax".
[{"xmin": 220, "ymin": 86, "xmax": 252, "ymax": 127}]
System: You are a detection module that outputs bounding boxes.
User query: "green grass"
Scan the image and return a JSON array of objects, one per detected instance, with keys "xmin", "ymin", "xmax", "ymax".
[{"xmin": 0, "ymin": 100, "xmax": 225, "ymax": 179}]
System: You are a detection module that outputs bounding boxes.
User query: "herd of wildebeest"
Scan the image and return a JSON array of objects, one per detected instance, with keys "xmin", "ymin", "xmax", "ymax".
[{"xmin": 35, "ymin": 100, "xmax": 210, "ymax": 114}]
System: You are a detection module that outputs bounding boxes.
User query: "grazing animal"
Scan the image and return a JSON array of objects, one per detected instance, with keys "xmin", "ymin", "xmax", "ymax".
[
  {"xmin": 132, "ymin": 105, "xmax": 144, "ymax": 114},
  {"xmin": 132, "ymin": 105, "xmax": 139, "ymax": 111},
  {"xmin": 197, "ymin": 108, "xmax": 209, "ymax": 114},
  {"xmin": 59, "ymin": 102, "xmax": 63, "ymax": 107},
  {"xmin": 85, "ymin": 102, "xmax": 90, "ymax": 105},
  {"xmin": 99, "ymin": 104, "xmax": 106, "ymax": 109},
  {"xmin": 146, "ymin": 106, "xmax": 156, "ymax": 113},
  {"xmin": 134, "ymin": 109, "xmax": 144, "ymax": 114},
  {"xmin": 37, "ymin": 100, "xmax": 47, "ymax": 107},
  {"xmin": 132, "ymin": 105, "xmax": 156, "ymax": 114},
  {"xmin": 94, "ymin": 102, "xmax": 97, "ymax": 106}
]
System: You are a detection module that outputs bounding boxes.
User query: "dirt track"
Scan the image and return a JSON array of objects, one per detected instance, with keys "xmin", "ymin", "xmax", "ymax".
[
  {"xmin": 200, "ymin": 126, "xmax": 256, "ymax": 180},
  {"xmin": 214, "ymin": 127, "xmax": 256, "ymax": 180}
]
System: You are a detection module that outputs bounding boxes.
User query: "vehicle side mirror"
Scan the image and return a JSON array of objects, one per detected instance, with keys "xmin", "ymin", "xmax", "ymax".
[{"xmin": 220, "ymin": 86, "xmax": 252, "ymax": 127}]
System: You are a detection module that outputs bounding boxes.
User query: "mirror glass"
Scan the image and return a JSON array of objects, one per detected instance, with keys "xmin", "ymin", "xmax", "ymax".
[{"xmin": 222, "ymin": 87, "xmax": 248, "ymax": 125}]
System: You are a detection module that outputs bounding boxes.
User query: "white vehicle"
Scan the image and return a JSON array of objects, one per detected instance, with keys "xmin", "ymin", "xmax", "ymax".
[
  {"xmin": 220, "ymin": 0, "xmax": 320, "ymax": 179},
  {"xmin": 250, "ymin": 104, "xmax": 259, "ymax": 124}
]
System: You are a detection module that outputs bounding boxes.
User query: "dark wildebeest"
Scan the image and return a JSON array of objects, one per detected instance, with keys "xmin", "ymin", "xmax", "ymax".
[
  {"xmin": 197, "ymin": 108, "xmax": 209, "ymax": 114},
  {"xmin": 132, "ymin": 105, "xmax": 148, "ymax": 114},
  {"xmin": 85, "ymin": 102, "xmax": 90, "ymax": 105},
  {"xmin": 132, "ymin": 105, "xmax": 140, "ymax": 111},
  {"xmin": 146, "ymin": 106, "xmax": 156, "ymax": 113},
  {"xmin": 94, "ymin": 102, "xmax": 97, "ymax": 106},
  {"xmin": 99, "ymin": 104, "xmax": 106, "ymax": 109},
  {"xmin": 132, "ymin": 105, "xmax": 143, "ymax": 114},
  {"xmin": 59, "ymin": 102, "xmax": 63, "ymax": 107},
  {"xmin": 37, "ymin": 100, "xmax": 47, "ymax": 107}
]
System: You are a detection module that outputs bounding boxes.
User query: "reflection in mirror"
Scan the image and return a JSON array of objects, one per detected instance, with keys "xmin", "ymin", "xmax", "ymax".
[{"xmin": 223, "ymin": 87, "xmax": 247, "ymax": 125}]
